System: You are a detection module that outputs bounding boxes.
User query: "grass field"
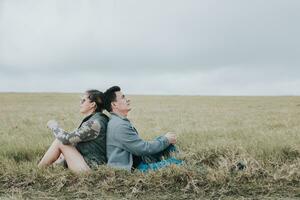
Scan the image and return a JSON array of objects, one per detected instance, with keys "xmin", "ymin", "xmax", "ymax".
[{"xmin": 0, "ymin": 93, "xmax": 299, "ymax": 199}]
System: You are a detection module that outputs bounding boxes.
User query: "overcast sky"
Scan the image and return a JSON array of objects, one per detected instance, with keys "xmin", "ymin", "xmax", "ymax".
[{"xmin": 0, "ymin": 0, "xmax": 299, "ymax": 95}]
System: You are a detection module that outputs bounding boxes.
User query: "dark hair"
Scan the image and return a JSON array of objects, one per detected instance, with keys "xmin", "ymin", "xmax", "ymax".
[
  {"xmin": 103, "ymin": 86, "xmax": 121, "ymax": 112},
  {"xmin": 86, "ymin": 89, "xmax": 104, "ymax": 112}
]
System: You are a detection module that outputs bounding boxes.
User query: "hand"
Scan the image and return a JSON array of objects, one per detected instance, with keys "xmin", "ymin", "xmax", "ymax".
[
  {"xmin": 165, "ymin": 132, "xmax": 177, "ymax": 144},
  {"xmin": 47, "ymin": 120, "xmax": 59, "ymax": 129}
]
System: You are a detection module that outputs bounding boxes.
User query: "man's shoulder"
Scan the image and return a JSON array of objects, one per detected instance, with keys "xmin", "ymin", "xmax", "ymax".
[
  {"xmin": 107, "ymin": 114, "xmax": 135, "ymax": 138},
  {"xmin": 108, "ymin": 114, "xmax": 130, "ymax": 127}
]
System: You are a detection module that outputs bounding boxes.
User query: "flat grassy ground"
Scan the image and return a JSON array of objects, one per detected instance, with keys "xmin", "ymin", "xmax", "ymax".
[{"xmin": 0, "ymin": 93, "xmax": 299, "ymax": 199}]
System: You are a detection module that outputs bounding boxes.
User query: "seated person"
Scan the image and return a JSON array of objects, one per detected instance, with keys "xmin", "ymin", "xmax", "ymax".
[
  {"xmin": 38, "ymin": 89, "xmax": 108, "ymax": 173},
  {"xmin": 104, "ymin": 86, "xmax": 182, "ymax": 172}
]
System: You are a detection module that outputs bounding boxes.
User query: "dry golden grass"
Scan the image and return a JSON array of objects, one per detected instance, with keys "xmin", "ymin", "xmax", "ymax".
[{"xmin": 0, "ymin": 93, "xmax": 299, "ymax": 199}]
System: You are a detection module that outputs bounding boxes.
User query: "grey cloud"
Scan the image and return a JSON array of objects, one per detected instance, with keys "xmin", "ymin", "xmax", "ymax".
[{"xmin": 0, "ymin": 0, "xmax": 299, "ymax": 94}]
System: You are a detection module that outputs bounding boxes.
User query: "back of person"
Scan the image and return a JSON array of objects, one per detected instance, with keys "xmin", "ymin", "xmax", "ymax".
[
  {"xmin": 106, "ymin": 113, "xmax": 134, "ymax": 170},
  {"xmin": 76, "ymin": 112, "xmax": 109, "ymax": 166}
]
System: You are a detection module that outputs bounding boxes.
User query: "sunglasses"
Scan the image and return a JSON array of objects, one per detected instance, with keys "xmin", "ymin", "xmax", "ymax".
[{"xmin": 80, "ymin": 97, "xmax": 90, "ymax": 104}]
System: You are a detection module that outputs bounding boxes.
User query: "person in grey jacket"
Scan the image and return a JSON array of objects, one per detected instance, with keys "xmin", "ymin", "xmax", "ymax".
[{"xmin": 104, "ymin": 86, "xmax": 177, "ymax": 171}]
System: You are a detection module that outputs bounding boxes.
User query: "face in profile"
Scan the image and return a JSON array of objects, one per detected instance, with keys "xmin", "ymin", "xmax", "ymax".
[
  {"xmin": 79, "ymin": 94, "xmax": 95, "ymax": 114},
  {"xmin": 113, "ymin": 91, "xmax": 131, "ymax": 114}
]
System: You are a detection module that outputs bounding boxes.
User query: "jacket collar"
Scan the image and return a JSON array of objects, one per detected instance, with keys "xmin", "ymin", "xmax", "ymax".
[{"xmin": 102, "ymin": 109, "xmax": 111, "ymax": 118}]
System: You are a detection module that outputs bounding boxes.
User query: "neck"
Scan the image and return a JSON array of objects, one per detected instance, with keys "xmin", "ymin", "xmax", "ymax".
[
  {"xmin": 112, "ymin": 110, "xmax": 127, "ymax": 118},
  {"xmin": 84, "ymin": 110, "xmax": 95, "ymax": 117}
]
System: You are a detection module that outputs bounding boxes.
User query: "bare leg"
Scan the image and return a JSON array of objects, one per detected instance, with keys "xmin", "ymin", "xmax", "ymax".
[
  {"xmin": 38, "ymin": 139, "xmax": 90, "ymax": 173},
  {"xmin": 58, "ymin": 143, "xmax": 90, "ymax": 173},
  {"xmin": 38, "ymin": 139, "xmax": 62, "ymax": 167}
]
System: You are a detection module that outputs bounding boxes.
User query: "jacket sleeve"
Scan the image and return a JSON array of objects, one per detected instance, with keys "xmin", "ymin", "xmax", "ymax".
[
  {"xmin": 115, "ymin": 123, "xmax": 170, "ymax": 156},
  {"xmin": 50, "ymin": 120, "xmax": 101, "ymax": 145}
]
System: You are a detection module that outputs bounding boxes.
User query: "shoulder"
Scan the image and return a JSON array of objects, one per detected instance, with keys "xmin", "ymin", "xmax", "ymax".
[
  {"xmin": 89, "ymin": 112, "xmax": 109, "ymax": 124},
  {"xmin": 107, "ymin": 115, "xmax": 134, "ymax": 135},
  {"xmin": 108, "ymin": 114, "xmax": 129, "ymax": 126},
  {"xmin": 81, "ymin": 119, "xmax": 101, "ymax": 132}
]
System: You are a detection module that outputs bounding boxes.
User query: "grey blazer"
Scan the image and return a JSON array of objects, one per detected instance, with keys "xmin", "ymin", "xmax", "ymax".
[{"xmin": 106, "ymin": 113, "xmax": 170, "ymax": 171}]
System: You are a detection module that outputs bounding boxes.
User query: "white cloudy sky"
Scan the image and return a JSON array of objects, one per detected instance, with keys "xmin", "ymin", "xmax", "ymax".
[{"xmin": 0, "ymin": 0, "xmax": 299, "ymax": 95}]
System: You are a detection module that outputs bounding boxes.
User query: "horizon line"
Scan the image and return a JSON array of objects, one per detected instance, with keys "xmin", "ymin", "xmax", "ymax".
[{"xmin": 0, "ymin": 91, "xmax": 298, "ymax": 97}]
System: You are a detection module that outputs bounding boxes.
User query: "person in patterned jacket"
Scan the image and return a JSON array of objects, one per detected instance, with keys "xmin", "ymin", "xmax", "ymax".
[{"xmin": 38, "ymin": 89, "xmax": 109, "ymax": 173}]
